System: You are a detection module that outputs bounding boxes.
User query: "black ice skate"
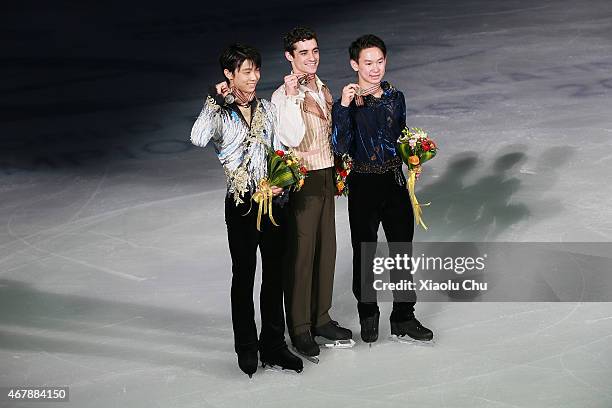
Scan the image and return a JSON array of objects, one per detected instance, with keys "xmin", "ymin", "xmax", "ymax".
[
  {"xmin": 237, "ymin": 350, "xmax": 258, "ymax": 378},
  {"xmin": 260, "ymin": 347, "xmax": 303, "ymax": 373},
  {"xmin": 313, "ymin": 320, "xmax": 355, "ymax": 349},
  {"xmin": 290, "ymin": 331, "xmax": 320, "ymax": 364},
  {"xmin": 360, "ymin": 311, "xmax": 380, "ymax": 346},
  {"xmin": 389, "ymin": 314, "xmax": 434, "ymax": 346}
]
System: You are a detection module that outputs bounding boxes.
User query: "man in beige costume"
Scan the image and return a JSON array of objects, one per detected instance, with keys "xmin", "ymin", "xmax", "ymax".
[{"xmin": 272, "ymin": 27, "xmax": 352, "ymax": 359}]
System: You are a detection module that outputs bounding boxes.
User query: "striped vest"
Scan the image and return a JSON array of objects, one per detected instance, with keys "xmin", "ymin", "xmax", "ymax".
[{"xmin": 294, "ymin": 85, "xmax": 334, "ymax": 171}]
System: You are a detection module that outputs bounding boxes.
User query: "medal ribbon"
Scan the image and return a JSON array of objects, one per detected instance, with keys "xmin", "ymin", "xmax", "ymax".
[
  {"xmin": 297, "ymin": 73, "xmax": 315, "ymax": 86},
  {"xmin": 355, "ymin": 83, "xmax": 382, "ymax": 106},
  {"xmin": 232, "ymin": 87, "xmax": 256, "ymax": 107}
]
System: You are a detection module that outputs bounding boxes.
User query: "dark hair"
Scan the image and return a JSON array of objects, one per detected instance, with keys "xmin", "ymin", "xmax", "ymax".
[
  {"xmin": 349, "ymin": 34, "xmax": 387, "ymax": 62},
  {"xmin": 283, "ymin": 26, "xmax": 318, "ymax": 55},
  {"xmin": 219, "ymin": 43, "xmax": 261, "ymax": 82}
]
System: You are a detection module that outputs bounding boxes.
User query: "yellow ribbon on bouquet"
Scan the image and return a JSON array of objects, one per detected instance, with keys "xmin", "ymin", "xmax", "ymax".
[
  {"xmin": 251, "ymin": 179, "xmax": 279, "ymax": 231},
  {"xmin": 407, "ymin": 169, "xmax": 430, "ymax": 230}
]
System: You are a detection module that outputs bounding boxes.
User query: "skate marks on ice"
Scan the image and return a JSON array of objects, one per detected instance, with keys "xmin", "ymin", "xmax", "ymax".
[{"xmin": 0, "ymin": 279, "xmax": 247, "ymax": 381}]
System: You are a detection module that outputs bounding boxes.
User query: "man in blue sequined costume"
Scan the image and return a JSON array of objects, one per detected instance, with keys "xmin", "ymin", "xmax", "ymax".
[
  {"xmin": 332, "ymin": 35, "xmax": 434, "ymax": 344},
  {"xmin": 190, "ymin": 43, "xmax": 302, "ymax": 377}
]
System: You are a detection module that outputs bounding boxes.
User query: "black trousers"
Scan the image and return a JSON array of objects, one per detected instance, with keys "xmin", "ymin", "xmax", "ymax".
[
  {"xmin": 224, "ymin": 194, "xmax": 287, "ymax": 354},
  {"xmin": 347, "ymin": 170, "xmax": 416, "ymax": 319}
]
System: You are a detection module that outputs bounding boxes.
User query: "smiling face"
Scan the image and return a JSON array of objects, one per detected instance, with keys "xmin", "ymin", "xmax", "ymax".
[
  {"xmin": 350, "ymin": 46, "xmax": 386, "ymax": 87},
  {"xmin": 285, "ymin": 38, "xmax": 319, "ymax": 75},
  {"xmin": 224, "ymin": 59, "xmax": 260, "ymax": 93}
]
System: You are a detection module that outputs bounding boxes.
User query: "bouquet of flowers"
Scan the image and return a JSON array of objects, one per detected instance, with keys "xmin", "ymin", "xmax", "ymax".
[
  {"xmin": 334, "ymin": 153, "xmax": 353, "ymax": 196},
  {"xmin": 252, "ymin": 147, "xmax": 307, "ymax": 231},
  {"xmin": 396, "ymin": 127, "xmax": 438, "ymax": 230}
]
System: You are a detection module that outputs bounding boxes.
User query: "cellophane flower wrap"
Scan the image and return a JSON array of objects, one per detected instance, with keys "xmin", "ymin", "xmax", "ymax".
[
  {"xmin": 334, "ymin": 153, "xmax": 353, "ymax": 196},
  {"xmin": 252, "ymin": 147, "xmax": 307, "ymax": 231},
  {"xmin": 396, "ymin": 127, "xmax": 437, "ymax": 230}
]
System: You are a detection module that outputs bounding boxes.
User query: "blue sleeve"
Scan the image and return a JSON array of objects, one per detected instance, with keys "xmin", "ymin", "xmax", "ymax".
[
  {"xmin": 398, "ymin": 91, "xmax": 407, "ymax": 130},
  {"xmin": 331, "ymin": 101, "xmax": 354, "ymax": 156}
]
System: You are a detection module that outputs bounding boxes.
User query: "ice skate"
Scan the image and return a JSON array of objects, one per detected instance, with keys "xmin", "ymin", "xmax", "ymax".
[
  {"xmin": 359, "ymin": 311, "xmax": 380, "ymax": 346},
  {"xmin": 237, "ymin": 350, "xmax": 258, "ymax": 378},
  {"xmin": 260, "ymin": 347, "xmax": 303, "ymax": 373},
  {"xmin": 291, "ymin": 331, "xmax": 320, "ymax": 364},
  {"xmin": 389, "ymin": 333, "xmax": 436, "ymax": 346},
  {"xmin": 389, "ymin": 314, "xmax": 434, "ymax": 346},
  {"xmin": 313, "ymin": 320, "xmax": 355, "ymax": 349}
]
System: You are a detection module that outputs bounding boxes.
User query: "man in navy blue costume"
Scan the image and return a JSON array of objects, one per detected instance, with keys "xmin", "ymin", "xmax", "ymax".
[{"xmin": 331, "ymin": 34, "xmax": 434, "ymax": 344}]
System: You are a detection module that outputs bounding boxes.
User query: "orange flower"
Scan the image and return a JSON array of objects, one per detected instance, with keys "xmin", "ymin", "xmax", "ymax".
[
  {"xmin": 408, "ymin": 155, "xmax": 420, "ymax": 165},
  {"xmin": 298, "ymin": 179, "xmax": 305, "ymax": 188},
  {"xmin": 336, "ymin": 181, "xmax": 345, "ymax": 192}
]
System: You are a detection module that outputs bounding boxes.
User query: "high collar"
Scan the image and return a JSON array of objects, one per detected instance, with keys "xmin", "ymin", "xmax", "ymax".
[{"xmin": 228, "ymin": 97, "xmax": 259, "ymax": 128}]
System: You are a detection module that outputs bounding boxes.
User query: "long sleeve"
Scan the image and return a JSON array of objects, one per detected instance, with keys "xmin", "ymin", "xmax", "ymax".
[
  {"xmin": 190, "ymin": 96, "xmax": 222, "ymax": 148},
  {"xmin": 331, "ymin": 101, "xmax": 355, "ymax": 156},
  {"xmin": 259, "ymin": 98, "xmax": 290, "ymax": 206},
  {"xmin": 261, "ymin": 99, "xmax": 287, "ymax": 152},
  {"xmin": 271, "ymin": 86, "xmax": 306, "ymax": 147},
  {"xmin": 398, "ymin": 91, "xmax": 407, "ymax": 131}
]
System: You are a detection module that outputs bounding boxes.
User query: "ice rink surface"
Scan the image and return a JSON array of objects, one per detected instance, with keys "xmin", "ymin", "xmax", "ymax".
[{"xmin": 1, "ymin": 0, "xmax": 611, "ymax": 406}]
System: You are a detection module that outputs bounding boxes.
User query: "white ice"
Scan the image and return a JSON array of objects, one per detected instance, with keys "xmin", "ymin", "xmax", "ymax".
[{"xmin": 1, "ymin": 0, "xmax": 611, "ymax": 407}]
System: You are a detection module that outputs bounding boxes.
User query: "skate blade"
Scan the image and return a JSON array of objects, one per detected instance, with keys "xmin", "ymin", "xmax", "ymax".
[
  {"xmin": 261, "ymin": 363, "xmax": 303, "ymax": 374},
  {"xmin": 316, "ymin": 338, "xmax": 356, "ymax": 349},
  {"xmin": 290, "ymin": 347, "xmax": 319, "ymax": 364},
  {"xmin": 389, "ymin": 334, "xmax": 435, "ymax": 346},
  {"xmin": 302, "ymin": 355, "xmax": 319, "ymax": 364}
]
